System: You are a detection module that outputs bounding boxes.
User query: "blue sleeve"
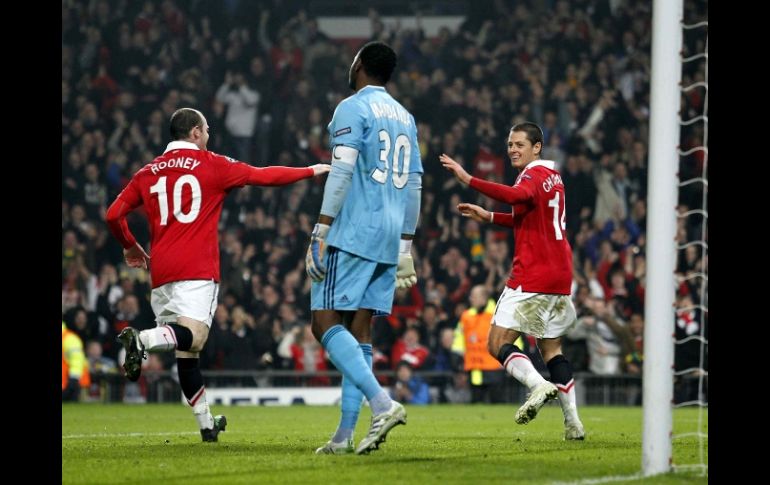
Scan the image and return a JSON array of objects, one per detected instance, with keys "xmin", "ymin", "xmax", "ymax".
[
  {"xmin": 402, "ymin": 172, "xmax": 422, "ymax": 236},
  {"xmin": 328, "ymin": 98, "xmax": 367, "ymax": 151},
  {"xmin": 410, "ymin": 116, "xmax": 424, "ymax": 174},
  {"xmin": 319, "ymin": 161, "xmax": 354, "ymax": 218}
]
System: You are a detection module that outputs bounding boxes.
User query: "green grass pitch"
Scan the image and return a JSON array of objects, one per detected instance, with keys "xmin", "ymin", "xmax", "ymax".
[{"xmin": 63, "ymin": 404, "xmax": 707, "ymax": 484}]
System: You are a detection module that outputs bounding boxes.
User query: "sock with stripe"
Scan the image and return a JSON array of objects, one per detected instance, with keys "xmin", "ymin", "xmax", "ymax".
[
  {"xmin": 331, "ymin": 343, "xmax": 372, "ymax": 443},
  {"xmin": 322, "ymin": 325, "xmax": 392, "ymax": 415},
  {"xmin": 547, "ymin": 354, "xmax": 581, "ymax": 424},
  {"xmin": 177, "ymin": 357, "xmax": 214, "ymax": 430},
  {"xmin": 496, "ymin": 343, "xmax": 547, "ymax": 390},
  {"xmin": 139, "ymin": 324, "xmax": 193, "ymax": 352}
]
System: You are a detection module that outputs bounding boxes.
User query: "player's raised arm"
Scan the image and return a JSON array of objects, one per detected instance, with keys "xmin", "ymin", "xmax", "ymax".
[
  {"xmin": 440, "ymin": 153, "xmax": 535, "ymax": 205},
  {"xmin": 439, "ymin": 153, "xmax": 472, "ymax": 184}
]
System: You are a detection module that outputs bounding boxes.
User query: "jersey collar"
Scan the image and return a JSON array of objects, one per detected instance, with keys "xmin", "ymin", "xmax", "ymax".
[
  {"xmin": 357, "ymin": 85, "xmax": 386, "ymax": 94},
  {"xmin": 164, "ymin": 141, "xmax": 200, "ymax": 154},
  {"xmin": 523, "ymin": 159, "xmax": 556, "ymax": 172}
]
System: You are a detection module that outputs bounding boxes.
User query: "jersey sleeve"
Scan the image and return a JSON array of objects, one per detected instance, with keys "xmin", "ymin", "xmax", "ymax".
[
  {"xmin": 105, "ymin": 177, "xmax": 143, "ymax": 249},
  {"xmin": 469, "ymin": 173, "xmax": 538, "ymax": 206},
  {"xmin": 409, "ymin": 116, "xmax": 424, "ymax": 174},
  {"xmin": 491, "ymin": 212, "xmax": 515, "ymax": 227},
  {"xmin": 213, "ymin": 154, "xmax": 313, "ymax": 190},
  {"xmin": 328, "ymin": 99, "xmax": 367, "ymax": 151}
]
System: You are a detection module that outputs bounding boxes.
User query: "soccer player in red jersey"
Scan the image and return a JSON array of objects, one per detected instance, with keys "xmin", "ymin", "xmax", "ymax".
[
  {"xmin": 106, "ymin": 108, "xmax": 330, "ymax": 441},
  {"xmin": 440, "ymin": 122, "xmax": 585, "ymax": 440}
]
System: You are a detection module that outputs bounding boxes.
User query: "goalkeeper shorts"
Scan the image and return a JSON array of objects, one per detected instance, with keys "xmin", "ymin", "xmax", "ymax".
[{"xmin": 311, "ymin": 246, "xmax": 396, "ymax": 316}]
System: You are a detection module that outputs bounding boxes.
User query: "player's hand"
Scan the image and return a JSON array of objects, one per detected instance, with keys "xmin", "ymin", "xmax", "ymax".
[
  {"xmin": 396, "ymin": 252, "xmax": 417, "ymax": 289},
  {"xmin": 305, "ymin": 223, "xmax": 330, "ymax": 281},
  {"xmin": 439, "ymin": 153, "xmax": 471, "ymax": 185},
  {"xmin": 311, "ymin": 164, "xmax": 331, "ymax": 176},
  {"xmin": 457, "ymin": 203, "xmax": 492, "ymax": 223},
  {"xmin": 124, "ymin": 243, "xmax": 150, "ymax": 269}
]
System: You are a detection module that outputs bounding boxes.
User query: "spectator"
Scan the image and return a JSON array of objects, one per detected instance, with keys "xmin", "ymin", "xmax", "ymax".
[{"xmin": 391, "ymin": 361, "xmax": 430, "ymax": 405}]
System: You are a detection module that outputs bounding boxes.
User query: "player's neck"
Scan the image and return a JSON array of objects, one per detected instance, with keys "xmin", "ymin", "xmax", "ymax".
[{"xmin": 355, "ymin": 80, "xmax": 385, "ymax": 92}]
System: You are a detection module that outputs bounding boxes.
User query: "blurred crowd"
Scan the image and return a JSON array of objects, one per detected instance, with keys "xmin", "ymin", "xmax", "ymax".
[{"xmin": 62, "ymin": 0, "xmax": 707, "ymax": 403}]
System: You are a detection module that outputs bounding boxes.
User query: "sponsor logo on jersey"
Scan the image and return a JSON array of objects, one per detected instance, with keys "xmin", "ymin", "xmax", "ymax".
[{"xmin": 334, "ymin": 127, "xmax": 352, "ymax": 137}]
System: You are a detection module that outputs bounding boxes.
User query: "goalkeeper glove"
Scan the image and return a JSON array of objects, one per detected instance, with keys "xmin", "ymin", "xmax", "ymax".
[
  {"xmin": 396, "ymin": 241, "xmax": 417, "ymax": 289},
  {"xmin": 305, "ymin": 223, "xmax": 330, "ymax": 282}
]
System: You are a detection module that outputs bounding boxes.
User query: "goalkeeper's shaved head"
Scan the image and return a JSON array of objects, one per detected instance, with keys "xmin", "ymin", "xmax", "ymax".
[
  {"xmin": 358, "ymin": 41, "xmax": 397, "ymax": 84},
  {"xmin": 349, "ymin": 41, "xmax": 397, "ymax": 90}
]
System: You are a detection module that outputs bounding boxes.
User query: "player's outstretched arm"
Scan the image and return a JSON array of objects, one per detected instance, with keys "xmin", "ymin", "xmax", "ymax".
[
  {"xmin": 310, "ymin": 164, "xmax": 331, "ymax": 176},
  {"xmin": 440, "ymin": 153, "xmax": 533, "ymax": 206},
  {"xmin": 458, "ymin": 203, "xmax": 516, "ymax": 227},
  {"xmin": 439, "ymin": 153, "xmax": 471, "ymax": 185},
  {"xmin": 245, "ymin": 163, "xmax": 329, "ymax": 186},
  {"xmin": 457, "ymin": 203, "xmax": 491, "ymax": 222}
]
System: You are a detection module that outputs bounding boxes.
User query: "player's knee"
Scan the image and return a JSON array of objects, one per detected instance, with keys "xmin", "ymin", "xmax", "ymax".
[
  {"xmin": 189, "ymin": 337, "xmax": 207, "ymax": 353},
  {"xmin": 310, "ymin": 323, "xmax": 325, "ymax": 342},
  {"xmin": 538, "ymin": 340, "xmax": 562, "ymax": 362},
  {"xmin": 310, "ymin": 317, "xmax": 333, "ymax": 342},
  {"xmin": 187, "ymin": 328, "xmax": 208, "ymax": 353},
  {"xmin": 541, "ymin": 349, "xmax": 557, "ymax": 362}
]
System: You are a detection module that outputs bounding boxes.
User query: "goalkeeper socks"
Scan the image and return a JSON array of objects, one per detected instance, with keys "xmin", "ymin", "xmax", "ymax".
[
  {"xmin": 497, "ymin": 343, "xmax": 546, "ymax": 390},
  {"xmin": 178, "ymin": 358, "xmax": 214, "ymax": 429},
  {"xmin": 139, "ymin": 324, "xmax": 193, "ymax": 352},
  {"xmin": 321, "ymin": 325, "xmax": 392, "ymax": 415},
  {"xmin": 332, "ymin": 343, "xmax": 372, "ymax": 443},
  {"xmin": 547, "ymin": 354, "xmax": 581, "ymax": 423}
]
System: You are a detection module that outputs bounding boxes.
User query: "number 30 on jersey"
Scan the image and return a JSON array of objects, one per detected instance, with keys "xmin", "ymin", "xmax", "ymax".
[{"xmin": 372, "ymin": 130, "xmax": 411, "ymax": 189}]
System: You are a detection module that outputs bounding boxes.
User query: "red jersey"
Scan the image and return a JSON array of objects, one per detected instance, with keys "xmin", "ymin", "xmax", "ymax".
[
  {"xmin": 471, "ymin": 160, "xmax": 573, "ymax": 294},
  {"xmin": 107, "ymin": 141, "xmax": 314, "ymax": 288}
]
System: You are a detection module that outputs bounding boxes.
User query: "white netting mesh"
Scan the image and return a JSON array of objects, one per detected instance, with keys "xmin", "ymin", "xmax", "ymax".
[{"xmin": 672, "ymin": 0, "xmax": 707, "ymax": 476}]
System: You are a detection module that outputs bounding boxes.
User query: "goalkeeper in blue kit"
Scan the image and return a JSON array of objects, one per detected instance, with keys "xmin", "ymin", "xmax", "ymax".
[{"xmin": 305, "ymin": 41, "xmax": 423, "ymax": 455}]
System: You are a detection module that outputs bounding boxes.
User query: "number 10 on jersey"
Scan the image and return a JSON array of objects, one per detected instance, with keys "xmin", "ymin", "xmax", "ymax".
[{"xmin": 149, "ymin": 175, "xmax": 202, "ymax": 225}]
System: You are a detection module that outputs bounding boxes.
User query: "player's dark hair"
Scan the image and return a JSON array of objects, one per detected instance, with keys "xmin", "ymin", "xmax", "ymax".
[
  {"xmin": 169, "ymin": 108, "xmax": 203, "ymax": 140},
  {"xmin": 511, "ymin": 122, "xmax": 544, "ymax": 156},
  {"xmin": 358, "ymin": 41, "xmax": 397, "ymax": 84}
]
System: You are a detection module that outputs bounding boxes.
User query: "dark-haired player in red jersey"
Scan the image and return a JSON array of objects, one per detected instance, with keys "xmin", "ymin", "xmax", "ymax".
[
  {"xmin": 440, "ymin": 122, "xmax": 584, "ymax": 441},
  {"xmin": 106, "ymin": 107, "xmax": 330, "ymax": 442}
]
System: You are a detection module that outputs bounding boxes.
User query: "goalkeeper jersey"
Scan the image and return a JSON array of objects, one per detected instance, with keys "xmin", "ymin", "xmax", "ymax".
[{"xmin": 323, "ymin": 85, "xmax": 424, "ymax": 264}]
